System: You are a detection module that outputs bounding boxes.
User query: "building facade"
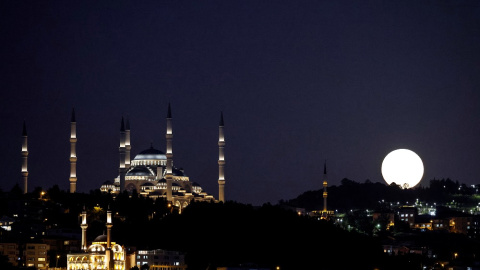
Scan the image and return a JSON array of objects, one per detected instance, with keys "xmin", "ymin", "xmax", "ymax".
[{"xmin": 136, "ymin": 249, "xmax": 186, "ymax": 270}]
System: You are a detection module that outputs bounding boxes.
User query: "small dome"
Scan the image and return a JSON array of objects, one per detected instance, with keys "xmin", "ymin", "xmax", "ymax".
[
  {"xmin": 126, "ymin": 166, "xmax": 154, "ymax": 177},
  {"xmin": 172, "ymin": 168, "xmax": 186, "ymax": 176},
  {"xmin": 133, "ymin": 147, "xmax": 166, "ymax": 160},
  {"xmin": 94, "ymin": 235, "xmax": 107, "ymax": 242}
]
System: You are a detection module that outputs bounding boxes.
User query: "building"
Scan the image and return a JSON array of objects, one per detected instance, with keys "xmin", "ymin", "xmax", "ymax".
[
  {"xmin": 0, "ymin": 242, "xmax": 50, "ymax": 269},
  {"xmin": 24, "ymin": 243, "xmax": 50, "ymax": 269},
  {"xmin": 136, "ymin": 249, "xmax": 186, "ymax": 270},
  {"xmin": 397, "ymin": 206, "xmax": 418, "ymax": 227},
  {"xmin": 0, "ymin": 216, "xmax": 15, "ymax": 231},
  {"xmin": 67, "ymin": 208, "xmax": 127, "ymax": 270},
  {"xmin": 0, "ymin": 243, "xmax": 19, "ymax": 267},
  {"xmin": 100, "ymin": 105, "xmax": 226, "ymax": 212},
  {"xmin": 450, "ymin": 216, "xmax": 480, "ymax": 238}
]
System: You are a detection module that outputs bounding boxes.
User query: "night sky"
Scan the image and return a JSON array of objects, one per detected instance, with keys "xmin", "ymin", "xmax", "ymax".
[{"xmin": 1, "ymin": 1, "xmax": 480, "ymax": 205}]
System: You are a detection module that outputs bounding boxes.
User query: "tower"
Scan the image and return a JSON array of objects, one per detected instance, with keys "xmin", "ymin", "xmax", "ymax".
[
  {"xmin": 106, "ymin": 206, "xmax": 113, "ymax": 249},
  {"xmin": 21, "ymin": 121, "xmax": 28, "ymax": 194},
  {"xmin": 105, "ymin": 206, "xmax": 113, "ymax": 270},
  {"xmin": 218, "ymin": 112, "xmax": 226, "ymax": 202},
  {"xmin": 119, "ymin": 117, "xmax": 126, "ymax": 193},
  {"xmin": 125, "ymin": 117, "xmax": 131, "ymax": 168},
  {"xmin": 69, "ymin": 108, "xmax": 77, "ymax": 193},
  {"xmin": 80, "ymin": 206, "xmax": 88, "ymax": 251},
  {"xmin": 323, "ymin": 161, "xmax": 328, "ymax": 212},
  {"xmin": 165, "ymin": 103, "xmax": 173, "ymax": 202}
]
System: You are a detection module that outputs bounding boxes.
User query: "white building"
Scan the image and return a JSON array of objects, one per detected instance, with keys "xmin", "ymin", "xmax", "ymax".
[{"xmin": 136, "ymin": 249, "xmax": 186, "ymax": 270}]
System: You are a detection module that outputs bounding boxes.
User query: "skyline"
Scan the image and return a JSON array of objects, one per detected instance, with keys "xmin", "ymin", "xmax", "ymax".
[{"xmin": 1, "ymin": 1, "xmax": 480, "ymax": 205}]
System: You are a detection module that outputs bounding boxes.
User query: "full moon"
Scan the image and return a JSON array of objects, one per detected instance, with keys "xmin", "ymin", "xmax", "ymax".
[{"xmin": 381, "ymin": 149, "xmax": 424, "ymax": 189}]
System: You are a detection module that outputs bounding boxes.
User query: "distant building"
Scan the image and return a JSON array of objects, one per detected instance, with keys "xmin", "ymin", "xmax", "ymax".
[
  {"xmin": 0, "ymin": 243, "xmax": 19, "ymax": 267},
  {"xmin": 451, "ymin": 216, "xmax": 480, "ymax": 238},
  {"xmin": 24, "ymin": 243, "xmax": 50, "ymax": 269},
  {"xmin": 136, "ymin": 249, "xmax": 187, "ymax": 270},
  {"xmin": 90, "ymin": 106, "xmax": 226, "ymax": 211},
  {"xmin": 397, "ymin": 206, "xmax": 417, "ymax": 227},
  {"xmin": 0, "ymin": 216, "xmax": 15, "ymax": 231},
  {"xmin": 0, "ymin": 242, "xmax": 50, "ymax": 269}
]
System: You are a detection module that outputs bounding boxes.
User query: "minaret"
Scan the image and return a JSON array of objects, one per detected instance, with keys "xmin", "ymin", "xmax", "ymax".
[
  {"xmin": 106, "ymin": 206, "xmax": 113, "ymax": 270},
  {"xmin": 80, "ymin": 206, "xmax": 88, "ymax": 251},
  {"xmin": 218, "ymin": 112, "xmax": 226, "ymax": 202},
  {"xmin": 69, "ymin": 108, "xmax": 77, "ymax": 193},
  {"xmin": 323, "ymin": 161, "xmax": 328, "ymax": 212},
  {"xmin": 125, "ymin": 117, "xmax": 131, "ymax": 168},
  {"xmin": 119, "ymin": 117, "xmax": 126, "ymax": 193},
  {"xmin": 21, "ymin": 121, "xmax": 28, "ymax": 194},
  {"xmin": 165, "ymin": 103, "xmax": 173, "ymax": 202},
  {"xmin": 106, "ymin": 206, "xmax": 113, "ymax": 249}
]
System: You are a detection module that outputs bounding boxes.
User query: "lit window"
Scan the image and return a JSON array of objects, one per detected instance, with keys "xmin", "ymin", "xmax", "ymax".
[{"xmin": 38, "ymin": 258, "xmax": 46, "ymax": 261}]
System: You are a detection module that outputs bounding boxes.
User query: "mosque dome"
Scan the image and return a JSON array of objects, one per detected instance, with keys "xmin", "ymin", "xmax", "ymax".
[
  {"xmin": 133, "ymin": 147, "xmax": 166, "ymax": 161},
  {"xmin": 126, "ymin": 166, "xmax": 154, "ymax": 177},
  {"xmin": 172, "ymin": 168, "xmax": 186, "ymax": 176},
  {"xmin": 93, "ymin": 235, "xmax": 107, "ymax": 242}
]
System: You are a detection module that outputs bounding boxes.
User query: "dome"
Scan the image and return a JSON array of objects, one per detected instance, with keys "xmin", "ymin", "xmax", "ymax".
[
  {"xmin": 172, "ymin": 168, "xmax": 186, "ymax": 176},
  {"xmin": 133, "ymin": 147, "xmax": 166, "ymax": 160},
  {"xmin": 93, "ymin": 235, "xmax": 107, "ymax": 242},
  {"xmin": 126, "ymin": 166, "xmax": 154, "ymax": 177}
]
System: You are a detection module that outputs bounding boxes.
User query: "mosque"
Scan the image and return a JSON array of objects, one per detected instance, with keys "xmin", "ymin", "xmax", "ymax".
[
  {"xmin": 67, "ymin": 207, "xmax": 128, "ymax": 270},
  {"xmin": 98, "ymin": 104, "xmax": 226, "ymax": 210},
  {"xmin": 21, "ymin": 104, "xmax": 226, "ymax": 211}
]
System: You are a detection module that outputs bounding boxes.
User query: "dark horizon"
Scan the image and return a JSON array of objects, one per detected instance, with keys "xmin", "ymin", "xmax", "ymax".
[{"xmin": 1, "ymin": 1, "xmax": 480, "ymax": 205}]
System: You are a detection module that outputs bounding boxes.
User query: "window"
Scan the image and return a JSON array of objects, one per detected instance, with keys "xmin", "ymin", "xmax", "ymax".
[
  {"xmin": 410, "ymin": 214, "xmax": 413, "ymax": 217},
  {"xmin": 38, "ymin": 258, "xmax": 46, "ymax": 261},
  {"xmin": 64, "ymin": 241, "xmax": 70, "ymax": 245},
  {"xmin": 37, "ymin": 264, "xmax": 44, "ymax": 267}
]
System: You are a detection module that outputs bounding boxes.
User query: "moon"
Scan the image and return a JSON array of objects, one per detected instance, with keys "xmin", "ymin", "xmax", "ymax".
[{"xmin": 381, "ymin": 149, "xmax": 424, "ymax": 189}]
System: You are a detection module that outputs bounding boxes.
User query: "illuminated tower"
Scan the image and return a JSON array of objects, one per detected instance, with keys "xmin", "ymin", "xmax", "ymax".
[
  {"xmin": 69, "ymin": 108, "xmax": 77, "ymax": 193},
  {"xmin": 21, "ymin": 121, "xmax": 28, "ymax": 194},
  {"xmin": 323, "ymin": 161, "xmax": 328, "ymax": 212},
  {"xmin": 119, "ymin": 117, "xmax": 126, "ymax": 193},
  {"xmin": 106, "ymin": 206, "xmax": 113, "ymax": 249},
  {"xmin": 218, "ymin": 112, "xmax": 225, "ymax": 202},
  {"xmin": 106, "ymin": 206, "xmax": 113, "ymax": 270},
  {"xmin": 80, "ymin": 206, "xmax": 88, "ymax": 251},
  {"xmin": 125, "ymin": 117, "xmax": 131, "ymax": 168},
  {"xmin": 165, "ymin": 103, "xmax": 173, "ymax": 202}
]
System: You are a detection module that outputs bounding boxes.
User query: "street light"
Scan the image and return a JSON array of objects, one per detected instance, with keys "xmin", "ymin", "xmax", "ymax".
[{"xmin": 56, "ymin": 255, "xmax": 60, "ymax": 268}]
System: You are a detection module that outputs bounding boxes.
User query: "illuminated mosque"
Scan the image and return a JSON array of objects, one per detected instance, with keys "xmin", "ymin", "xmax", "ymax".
[
  {"xmin": 67, "ymin": 207, "xmax": 128, "ymax": 270},
  {"xmin": 97, "ymin": 104, "xmax": 226, "ymax": 210},
  {"xmin": 21, "ymin": 104, "xmax": 226, "ymax": 211}
]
